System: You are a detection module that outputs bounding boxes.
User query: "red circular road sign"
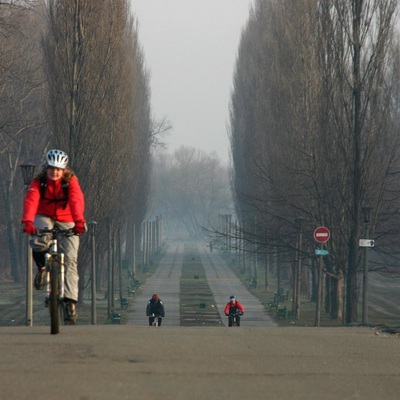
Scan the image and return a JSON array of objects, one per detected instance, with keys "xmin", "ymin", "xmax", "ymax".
[{"xmin": 313, "ymin": 226, "xmax": 330, "ymax": 243}]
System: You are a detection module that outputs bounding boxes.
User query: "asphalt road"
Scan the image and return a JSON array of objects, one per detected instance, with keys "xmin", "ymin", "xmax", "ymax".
[
  {"xmin": 128, "ymin": 242, "xmax": 276, "ymax": 327},
  {"xmin": 1, "ymin": 242, "xmax": 399, "ymax": 400},
  {"xmin": 198, "ymin": 246, "xmax": 276, "ymax": 326},
  {"xmin": 128, "ymin": 242, "xmax": 184, "ymax": 326},
  {"xmin": 1, "ymin": 324, "xmax": 399, "ymax": 400}
]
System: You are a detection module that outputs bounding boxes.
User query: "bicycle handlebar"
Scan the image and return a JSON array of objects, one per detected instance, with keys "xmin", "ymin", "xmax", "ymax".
[{"xmin": 37, "ymin": 227, "xmax": 76, "ymax": 238}]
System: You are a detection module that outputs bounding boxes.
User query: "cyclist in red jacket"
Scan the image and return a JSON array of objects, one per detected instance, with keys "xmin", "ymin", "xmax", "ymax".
[
  {"xmin": 21, "ymin": 149, "xmax": 86, "ymax": 322},
  {"xmin": 224, "ymin": 295, "xmax": 245, "ymax": 326}
]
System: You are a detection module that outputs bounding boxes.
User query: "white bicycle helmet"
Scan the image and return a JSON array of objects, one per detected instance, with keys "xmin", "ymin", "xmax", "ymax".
[{"xmin": 46, "ymin": 149, "xmax": 68, "ymax": 169}]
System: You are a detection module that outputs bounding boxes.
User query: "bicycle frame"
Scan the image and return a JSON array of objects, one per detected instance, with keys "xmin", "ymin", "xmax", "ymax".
[
  {"xmin": 44, "ymin": 239, "xmax": 65, "ymax": 303},
  {"xmin": 228, "ymin": 311, "xmax": 242, "ymax": 327},
  {"xmin": 38, "ymin": 227, "xmax": 73, "ymax": 334},
  {"xmin": 150, "ymin": 313, "xmax": 160, "ymax": 326}
]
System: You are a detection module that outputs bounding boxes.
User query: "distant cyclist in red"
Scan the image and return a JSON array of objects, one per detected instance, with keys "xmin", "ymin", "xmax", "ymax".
[{"xmin": 224, "ymin": 295, "xmax": 245, "ymax": 326}]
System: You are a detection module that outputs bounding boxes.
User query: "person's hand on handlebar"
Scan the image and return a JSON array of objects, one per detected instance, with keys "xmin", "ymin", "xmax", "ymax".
[
  {"xmin": 73, "ymin": 221, "xmax": 86, "ymax": 235},
  {"xmin": 23, "ymin": 221, "xmax": 37, "ymax": 235}
]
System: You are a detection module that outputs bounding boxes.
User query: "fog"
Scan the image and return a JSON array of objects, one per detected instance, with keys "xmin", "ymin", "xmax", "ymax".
[{"xmin": 130, "ymin": 0, "xmax": 254, "ymax": 165}]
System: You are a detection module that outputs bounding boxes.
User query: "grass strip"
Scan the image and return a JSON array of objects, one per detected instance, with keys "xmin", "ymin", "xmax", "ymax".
[{"xmin": 180, "ymin": 244, "xmax": 222, "ymax": 326}]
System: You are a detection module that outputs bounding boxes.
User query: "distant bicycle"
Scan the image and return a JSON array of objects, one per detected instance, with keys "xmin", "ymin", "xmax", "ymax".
[
  {"xmin": 149, "ymin": 313, "xmax": 162, "ymax": 327},
  {"xmin": 37, "ymin": 227, "xmax": 76, "ymax": 335},
  {"xmin": 227, "ymin": 310, "xmax": 243, "ymax": 327}
]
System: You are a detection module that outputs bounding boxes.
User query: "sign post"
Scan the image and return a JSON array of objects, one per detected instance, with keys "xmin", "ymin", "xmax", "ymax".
[{"xmin": 313, "ymin": 226, "xmax": 330, "ymax": 327}]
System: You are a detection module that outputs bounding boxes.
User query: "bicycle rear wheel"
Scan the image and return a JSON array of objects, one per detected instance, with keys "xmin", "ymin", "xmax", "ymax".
[{"xmin": 49, "ymin": 263, "xmax": 60, "ymax": 335}]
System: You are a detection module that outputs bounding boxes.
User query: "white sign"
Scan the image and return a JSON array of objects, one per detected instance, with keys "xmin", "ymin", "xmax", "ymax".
[{"xmin": 359, "ymin": 239, "xmax": 375, "ymax": 248}]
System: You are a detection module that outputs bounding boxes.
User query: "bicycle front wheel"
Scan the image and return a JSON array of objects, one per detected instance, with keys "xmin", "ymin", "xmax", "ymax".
[{"xmin": 49, "ymin": 263, "xmax": 60, "ymax": 335}]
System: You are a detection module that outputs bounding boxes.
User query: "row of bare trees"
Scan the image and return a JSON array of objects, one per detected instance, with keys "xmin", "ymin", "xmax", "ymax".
[
  {"xmin": 0, "ymin": 1, "xmax": 153, "ymax": 298},
  {"xmin": 0, "ymin": 1, "xmax": 47, "ymax": 282},
  {"xmin": 230, "ymin": 0, "xmax": 400, "ymax": 323}
]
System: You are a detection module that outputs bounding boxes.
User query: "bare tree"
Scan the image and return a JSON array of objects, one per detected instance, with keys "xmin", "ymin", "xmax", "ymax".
[
  {"xmin": 0, "ymin": 0, "xmax": 47, "ymax": 281},
  {"xmin": 42, "ymin": 0, "xmax": 152, "ymax": 293},
  {"xmin": 230, "ymin": 0, "xmax": 400, "ymax": 323},
  {"xmin": 150, "ymin": 147, "xmax": 233, "ymax": 239}
]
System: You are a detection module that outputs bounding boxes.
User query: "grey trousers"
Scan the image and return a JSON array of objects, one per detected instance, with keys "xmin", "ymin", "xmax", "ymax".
[{"xmin": 29, "ymin": 215, "xmax": 80, "ymax": 302}]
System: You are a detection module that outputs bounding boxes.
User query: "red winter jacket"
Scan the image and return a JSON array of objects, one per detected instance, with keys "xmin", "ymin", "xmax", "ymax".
[
  {"xmin": 21, "ymin": 175, "xmax": 85, "ymax": 224},
  {"xmin": 224, "ymin": 300, "xmax": 245, "ymax": 315}
]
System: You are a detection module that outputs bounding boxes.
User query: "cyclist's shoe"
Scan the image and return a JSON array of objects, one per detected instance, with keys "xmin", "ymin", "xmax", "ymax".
[
  {"xmin": 65, "ymin": 300, "xmax": 78, "ymax": 323},
  {"xmin": 34, "ymin": 267, "xmax": 45, "ymax": 290}
]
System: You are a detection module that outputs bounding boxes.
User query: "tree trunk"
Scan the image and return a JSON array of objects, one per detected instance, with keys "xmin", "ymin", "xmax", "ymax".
[{"xmin": 5, "ymin": 180, "xmax": 22, "ymax": 282}]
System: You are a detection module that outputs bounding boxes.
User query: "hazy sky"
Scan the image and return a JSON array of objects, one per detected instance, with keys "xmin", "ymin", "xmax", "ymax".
[{"xmin": 130, "ymin": 1, "xmax": 254, "ymax": 164}]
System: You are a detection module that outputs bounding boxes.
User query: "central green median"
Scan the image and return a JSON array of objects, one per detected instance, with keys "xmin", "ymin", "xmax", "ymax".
[{"xmin": 180, "ymin": 243, "xmax": 222, "ymax": 326}]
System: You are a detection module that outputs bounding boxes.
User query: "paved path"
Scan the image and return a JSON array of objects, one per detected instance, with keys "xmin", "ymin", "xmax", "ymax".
[
  {"xmin": 128, "ymin": 243, "xmax": 183, "ymax": 326},
  {"xmin": 198, "ymin": 243, "xmax": 277, "ymax": 327},
  {"xmin": 2, "ymin": 243, "xmax": 400, "ymax": 399},
  {"xmin": 128, "ymin": 241, "xmax": 276, "ymax": 327},
  {"xmin": 1, "ymin": 324, "xmax": 398, "ymax": 400}
]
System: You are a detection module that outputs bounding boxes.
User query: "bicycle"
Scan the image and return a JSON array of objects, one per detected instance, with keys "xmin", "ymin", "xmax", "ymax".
[
  {"xmin": 149, "ymin": 313, "xmax": 162, "ymax": 326},
  {"xmin": 37, "ymin": 226, "xmax": 76, "ymax": 334},
  {"xmin": 227, "ymin": 310, "xmax": 243, "ymax": 327}
]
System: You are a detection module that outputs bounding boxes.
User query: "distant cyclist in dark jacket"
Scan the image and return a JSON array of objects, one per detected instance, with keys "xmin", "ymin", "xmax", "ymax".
[{"xmin": 146, "ymin": 294, "xmax": 165, "ymax": 326}]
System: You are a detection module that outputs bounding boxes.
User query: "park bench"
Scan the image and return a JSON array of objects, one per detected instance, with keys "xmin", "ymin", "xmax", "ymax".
[
  {"xmin": 267, "ymin": 294, "xmax": 280, "ymax": 310},
  {"xmin": 248, "ymin": 278, "xmax": 257, "ymax": 288},
  {"xmin": 120, "ymin": 298, "xmax": 129, "ymax": 309},
  {"xmin": 277, "ymin": 288, "xmax": 289, "ymax": 302},
  {"xmin": 245, "ymin": 278, "xmax": 257, "ymax": 288},
  {"xmin": 111, "ymin": 311, "xmax": 121, "ymax": 324},
  {"xmin": 276, "ymin": 306, "xmax": 288, "ymax": 319},
  {"xmin": 132, "ymin": 279, "xmax": 141, "ymax": 288}
]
